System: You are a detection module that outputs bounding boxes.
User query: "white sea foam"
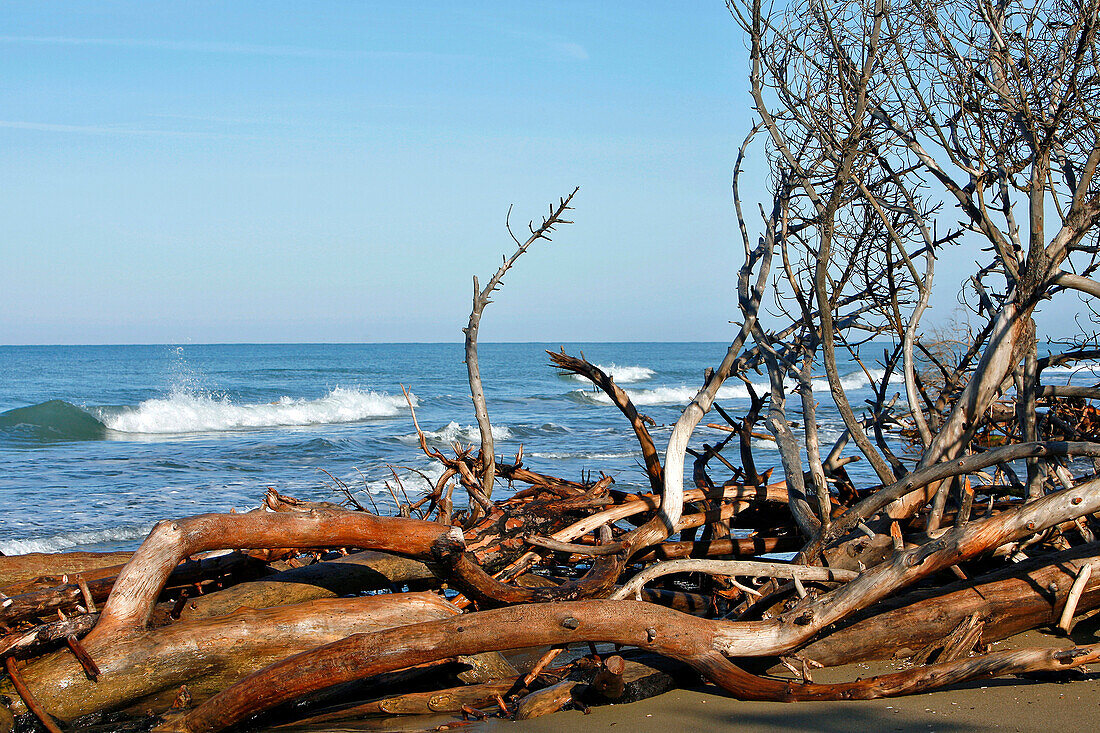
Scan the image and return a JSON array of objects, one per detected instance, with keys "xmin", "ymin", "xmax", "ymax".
[
  {"xmin": 99, "ymin": 387, "xmax": 414, "ymax": 434},
  {"xmin": 529, "ymin": 450, "xmax": 639, "ymax": 460},
  {"xmin": 1043, "ymin": 362, "xmax": 1100, "ymax": 375},
  {"xmin": 567, "ymin": 364, "xmax": 655, "ymax": 383},
  {"xmin": 0, "ymin": 522, "xmax": 156, "ymax": 555},
  {"xmin": 571, "ymin": 369, "xmax": 895, "ymax": 406},
  {"xmin": 357, "ymin": 462, "xmax": 449, "ymax": 497},
  {"xmin": 397, "ymin": 420, "xmax": 513, "ymax": 446}
]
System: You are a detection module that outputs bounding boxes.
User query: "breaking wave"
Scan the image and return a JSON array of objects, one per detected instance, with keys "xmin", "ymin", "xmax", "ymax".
[
  {"xmin": 0, "ymin": 522, "xmax": 156, "ymax": 555},
  {"xmin": 568, "ymin": 369, "xmax": 893, "ymax": 406},
  {"xmin": 98, "ymin": 387, "xmax": 414, "ymax": 435},
  {"xmin": 397, "ymin": 421, "xmax": 513, "ymax": 446},
  {"xmin": 565, "ymin": 364, "xmax": 655, "ymax": 383},
  {"xmin": 529, "ymin": 450, "xmax": 639, "ymax": 460},
  {"xmin": 1043, "ymin": 362, "xmax": 1100, "ymax": 376},
  {"xmin": 0, "ymin": 400, "xmax": 108, "ymax": 441}
]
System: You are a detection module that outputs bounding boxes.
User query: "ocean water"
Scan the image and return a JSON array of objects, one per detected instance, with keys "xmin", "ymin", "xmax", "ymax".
[{"xmin": 1, "ymin": 343, "xmax": 1096, "ymax": 555}]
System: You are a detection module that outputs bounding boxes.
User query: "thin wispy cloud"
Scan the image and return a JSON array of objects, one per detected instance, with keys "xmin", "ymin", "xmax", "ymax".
[
  {"xmin": 0, "ymin": 35, "xmax": 453, "ymax": 61},
  {"xmin": 0, "ymin": 120, "xmax": 195, "ymax": 136},
  {"xmin": 459, "ymin": 19, "xmax": 589, "ymax": 62},
  {"xmin": 550, "ymin": 41, "xmax": 589, "ymax": 61},
  {"xmin": 0, "ymin": 119, "xmax": 263, "ymax": 140}
]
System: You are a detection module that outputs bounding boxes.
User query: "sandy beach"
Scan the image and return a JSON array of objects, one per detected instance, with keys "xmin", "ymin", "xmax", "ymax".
[
  {"xmin": 494, "ymin": 626, "xmax": 1100, "ymax": 733},
  {"xmin": 268, "ymin": 624, "xmax": 1100, "ymax": 733}
]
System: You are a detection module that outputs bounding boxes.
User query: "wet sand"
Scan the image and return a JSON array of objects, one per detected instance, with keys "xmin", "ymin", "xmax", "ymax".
[
  {"xmin": 274, "ymin": 627, "xmax": 1100, "ymax": 732},
  {"xmin": 494, "ymin": 628, "xmax": 1100, "ymax": 733}
]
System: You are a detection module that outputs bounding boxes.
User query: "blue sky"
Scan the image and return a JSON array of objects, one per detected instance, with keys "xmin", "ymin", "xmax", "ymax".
[{"xmin": 0, "ymin": 2, "xmax": 1087, "ymax": 344}]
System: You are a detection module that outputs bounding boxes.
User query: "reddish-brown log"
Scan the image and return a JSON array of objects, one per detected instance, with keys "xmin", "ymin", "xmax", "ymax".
[
  {"xmin": 2, "ymin": 593, "xmax": 459, "ymax": 722},
  {"xmin": 89, "ymin": 510, "xmax": 464, "ymax": 642}
]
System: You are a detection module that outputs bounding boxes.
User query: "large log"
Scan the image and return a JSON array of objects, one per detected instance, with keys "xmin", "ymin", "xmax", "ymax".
[
  {"xmin": 2, "ymin": 552, "xmax": 265, "ymax": 626},
  {"xmin": 0, "ymin": 580, "xmax": 108, "ymax": 626},
  {"xmin": 0, "ymin": 552, "xmax": 133, "ymax": 588},
  {"xmin": 180, "ymin": 550, "xmax": 438, "ymax": 620},
  {"xmin": 161, "ymin": 476, "xmax": 1100, "ymax": 731},
  {"xmin": 799, "ymin": 546, "xmax": 1100, "ymax": 666},
  {"xmin": 1, "ymin": 592, "xmax": 459, "ymax": 723},
  {"xmin": 88, "ymin": 510, "xmax": 464, "ymax": 642}
]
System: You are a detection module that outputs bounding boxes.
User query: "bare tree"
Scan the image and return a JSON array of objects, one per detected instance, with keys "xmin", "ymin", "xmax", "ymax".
[{"xmin": 10, "ymin": 3, "xmax": 1100, "ymax": 732}]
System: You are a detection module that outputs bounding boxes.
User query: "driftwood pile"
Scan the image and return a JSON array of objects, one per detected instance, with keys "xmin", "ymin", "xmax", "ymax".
[
  {"xmin": 3, "ymin": 339, "xmax": 1100, "ymax": 733},
  {"xmin": 8, "ymin": 0, "xmax": 1100, "ymax": 729},
  {"xmin": 5, "ymin": 264, "xmax": 1100, "ymax": 732}
]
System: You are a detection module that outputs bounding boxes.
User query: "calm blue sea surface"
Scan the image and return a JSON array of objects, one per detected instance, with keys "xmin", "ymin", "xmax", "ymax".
[{"xmin": 1, "ymin": 342, "xmax": 1096, "ymax": 554}]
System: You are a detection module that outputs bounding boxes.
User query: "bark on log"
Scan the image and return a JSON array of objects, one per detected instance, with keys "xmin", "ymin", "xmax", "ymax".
[
  {"xmin": 514, "ymin": 679, "xmax": 582, "ymax": 720},
  {"xmin": 589, "ymin": 655, "xmax": 626, "ymax": 699},
  {"xmin": 180, "ymin": 550, "xmax": 438, "ymax": 620},
  {"xmin": 89, "ymin": 511, "xmax": 464, "ymax": 642},
  {"xmin": 0, "ymin": 614, "xmax": 99, "ymax": 660},
  {"xmin": 0, "ymin": 581, "xmax": 107, "ymax": 626},
  {"xmin": 0, "ymin": 552, "xmax": 133, "ymax": 588},
  {"xmin": 284, "ymin": 678, "xmax": 519, "ymax": 724},
  {"xmin": 799, "ymin": 546, "xmax": 1100, "ymax": 666},
  {"xmin": 1, "ymin": 593, "xmax": 459, "ymax": 722}
]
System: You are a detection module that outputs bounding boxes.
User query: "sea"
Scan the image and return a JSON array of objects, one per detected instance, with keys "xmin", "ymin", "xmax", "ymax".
[{"xmin": 1, "ymin": 342, "xmax": 1097, "ymax": 555}]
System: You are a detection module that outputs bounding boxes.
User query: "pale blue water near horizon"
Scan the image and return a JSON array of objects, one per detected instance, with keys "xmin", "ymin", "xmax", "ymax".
[{"xmin": 2, "ymin": 342, "xmax": 1097, "ymax": 555}]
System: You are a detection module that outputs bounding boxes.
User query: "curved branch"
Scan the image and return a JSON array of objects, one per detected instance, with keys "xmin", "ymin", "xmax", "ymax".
[
  {"xmin": 610, "ymin": 559, "xmax": 856, "ymax": 601},
  {"xmin": 818, "ymin": 441, "xmax": 1100, "ymax": 551},
  {"xmin": 652, "ymin": 173, "xmax": 777, "ymax": 548},
  {"xmin": 548, "ymin": 350, "xmax": 663, "ymax": 492},
  {"xmin": 1051, "ymin": 270, "xmax": 1100, "ymax": 299},
  {"xmin": 89, "ymin": 511, "xmax": 464, "ymax": 642}
]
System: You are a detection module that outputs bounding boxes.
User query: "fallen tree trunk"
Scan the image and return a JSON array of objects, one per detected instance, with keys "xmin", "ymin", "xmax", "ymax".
[
  {"xmin": 0, "ymin": 552, "xmax": 133, "ymax": 589},
  {"xmin": 88, "ymin": 510, "xmax": 465, "ymax": 642},
  {"xmin": 158, "ymin": 475, "xmax": 1100, "ymax": 731},
  {"xmin": 180, "ymin": 550, "xmax": 438, "ymax": 620},
  {"xmin": 1, "ymin": 593, "xmax": 459, "ymax": 722},
  {"xmin": 799, "ymin": 544, "xmax": 1100, "ymax": 666}
]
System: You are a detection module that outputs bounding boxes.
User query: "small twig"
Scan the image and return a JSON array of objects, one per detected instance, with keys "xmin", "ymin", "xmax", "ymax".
[
  {"xmin": 523, "ymin": 646, "xmax": 565, "ymax": 686},
  {"xmin": 65, "ymin": 634, "xmax": 101, "ymax": 680},
  {"xmin": 76, "ymin": 577, "xmax": 97, "ymax": 614}
]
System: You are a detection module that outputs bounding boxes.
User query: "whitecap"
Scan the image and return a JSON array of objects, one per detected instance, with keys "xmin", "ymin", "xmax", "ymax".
[
  {"xmin": 1042, "ymin": 362, "xmax": 1100, "ymax": 375},
  {"xmin": 397, "ymin": 420, "xmax": 513, "ymax": 446},
  {"xmin": 566, "ymin": 363, "xmax": 655, "ymax": 384},
  {"xmin": 529, "ymin": 450, "xmax": 639, "ymax": 460},
  {"xmin": 571, "ymin": 369, "xmax": 897, "ymax": 407},
  {"xmin": 0, "ymin": 522, "xmax": 156, "ymax": 555},
  {"xmin": 98, "ymin": 387, "xmax": 415, "ymax": 435}
]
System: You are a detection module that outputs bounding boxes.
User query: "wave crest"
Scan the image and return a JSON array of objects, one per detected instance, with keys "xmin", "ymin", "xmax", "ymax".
[
  {"xmin": 566, "ymin": 363, "xmax": 655, "ymax": 384},
  {"xmin": 569, "ymin": 369, "xmax": 895, "ymax": 406},
  {"xmin": 99, "ymin": 387, "xmax": 414, "ymax": 435},
  {"xmin": 398, "ymin": 421, "xmax": 513, "ymax": 446},
  {"xmin": 0, "ymin": 522, "xmax": 156, "ymax": 555},
  {"xmin": 0, "ymin": 400, "xmax": 107, "ymax": 441}
]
